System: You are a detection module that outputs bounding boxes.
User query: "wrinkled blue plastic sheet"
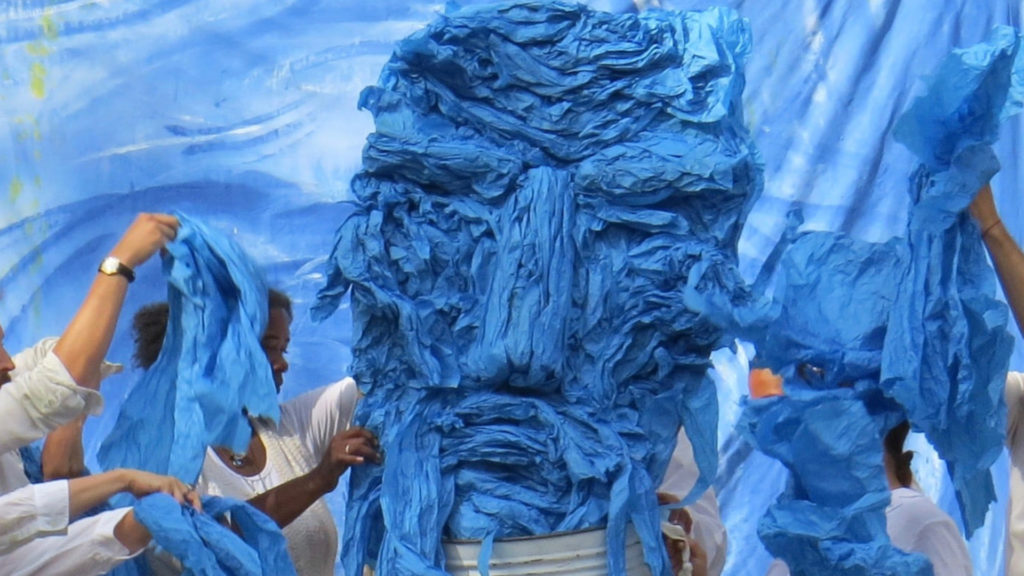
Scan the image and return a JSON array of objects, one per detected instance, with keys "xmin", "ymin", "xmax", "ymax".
[
  {"xmin": 740, "ymin": 392, "xmax": 932, "ymax": 576},
  {"xmin": 739, "ymin": 26, "xmax": 1023, "ymax": 574},
  {"xmin": 98, "ymin": 214, "xmax": 277, "ymax": 483},
  {"xmin": 313, "ymin": 2, "xmax": 760, "ymax": 574},
  {"xmin": 134, "ymin": 494, "xmax": 296, "ymax": 576},
  {"xmin": 883, "ymin": 25, "xmax": 1022, "ymax": 533}
]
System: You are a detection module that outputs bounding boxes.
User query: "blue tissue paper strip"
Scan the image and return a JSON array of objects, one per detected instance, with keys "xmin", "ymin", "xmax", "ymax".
[
  {"xmin": 134, "ymin": 494, "xmax": 297, "ymax": 576},
  {"xmin": 739, "ymin": 25, "xmax": 1024, "ymax": 574},
  {"xmin": 98, "ymin": 214, "xmax": 277, "ymax": 483},
  {"xmin": 314, "ymin": 2, "xmax": 761, "ymax": 575}
]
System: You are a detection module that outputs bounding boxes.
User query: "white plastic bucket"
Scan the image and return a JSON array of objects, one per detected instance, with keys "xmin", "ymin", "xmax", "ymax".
[{"xmin": 442, "ymin": 524, "xmax": 652, "ymax": 575}]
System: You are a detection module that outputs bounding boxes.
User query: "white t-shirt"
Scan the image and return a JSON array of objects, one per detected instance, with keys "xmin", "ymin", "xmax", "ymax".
[
  {"xmin": 765, "ymin": 487, "xmax": 972, "ymax": 575},
  {"xmin": 197, "ymin": 377, "xmax": 359, "ymax": 576},
  {"xmin": 659, "ymin": 426, "xmax": 728, "ymax": 576},
  {"xmin": 886, "ymin": 487, "xmax": 973, "ymax": 576}
]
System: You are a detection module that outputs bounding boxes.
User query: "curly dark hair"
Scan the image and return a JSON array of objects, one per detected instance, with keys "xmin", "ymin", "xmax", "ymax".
[
  {"xmin": 132, "ymin": 289, "xmax": 292, "ymax": 369},
  {"xmin": 132, "ymin": 302, "xmax": 170, "ymax": 369}
]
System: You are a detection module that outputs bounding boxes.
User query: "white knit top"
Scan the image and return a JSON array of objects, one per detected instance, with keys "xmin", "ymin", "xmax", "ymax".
[{"xmin": 197, "ymin": 378, "xmax": 359, "ymax": 576}]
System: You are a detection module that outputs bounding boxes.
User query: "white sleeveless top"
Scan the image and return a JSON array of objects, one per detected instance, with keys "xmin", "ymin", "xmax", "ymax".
[{"xmin": 197, "ymin": 378, "xmax": 359, "ymax": 576}]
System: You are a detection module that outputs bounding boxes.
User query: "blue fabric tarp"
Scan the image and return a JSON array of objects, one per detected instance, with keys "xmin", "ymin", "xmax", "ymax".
[{"xmin": 314, "ymin": 2, "xmax": 761, "ymax": 575}]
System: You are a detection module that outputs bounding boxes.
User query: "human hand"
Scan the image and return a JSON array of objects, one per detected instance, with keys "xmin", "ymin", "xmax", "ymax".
[
  {"xmin": 658, "ymin": 491, "xmax": 709, "ymax": 576},
  {"xmin": 687, "ymin": 537, "xmax": 709, "ymax": 576},
  {"xmin": 119, "ymin": 469, "xmax": 202, "ymax": 511},
  {"xmin": 108, "ymin": 213, "xmax": 180, "ymax": 269},
  {"xmin": 313, "ymin": 427, "xmax": 381, "ymax": 491},
  {"xmin": 657, "ymin": 491, "xmax": 694, "ymax": 532}
]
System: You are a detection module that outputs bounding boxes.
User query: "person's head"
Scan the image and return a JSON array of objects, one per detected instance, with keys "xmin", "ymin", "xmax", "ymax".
[
  {"xmin": 132, "ymin": 290, "xmax": 292, "ymax": 391},
  {"xmin": 883, "ymin": 420, "xmax": 914, "ymax": 489},
  {"xmin": 263, "ymin": 289, "xmax": 292, "ymax": 392},
  {"xmin": 0, "ymin": 323, "xmax": 14, "ymax": 387}
]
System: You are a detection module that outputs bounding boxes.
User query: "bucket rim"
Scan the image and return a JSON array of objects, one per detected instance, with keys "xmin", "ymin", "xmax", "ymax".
[{"xmin": 442, "ymin": 523, "xmax": 614, "ymax": 545}]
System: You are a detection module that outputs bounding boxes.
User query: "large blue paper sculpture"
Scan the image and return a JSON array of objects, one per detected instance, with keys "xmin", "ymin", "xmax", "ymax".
[
  {"xmin": 313, "ymin": 2, "xmax": 761, "ymax": 574},
  {"xmin": 739, "ymin": 26, "xmax": 1023, "ymax": 575}
]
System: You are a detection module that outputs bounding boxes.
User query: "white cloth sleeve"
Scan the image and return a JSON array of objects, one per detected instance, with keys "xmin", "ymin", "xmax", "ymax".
[
  {"xmin": 1007, "ymin": 371, "xmax": 1024, "ymax": 452},
  {"xmin": 0, "ymin": 480, "xmax": 70, "ymax": 554},
  {"xmin": 0, "ymin": 348, "xmax": 104, "ymax": 454},
  {"xmin": 0, "ymin": 506, "xmax": 138, "ymax": 576},
  {"xmin": 11, "ymin": 337, "xmax": 123, "ymax": 381},
  {"xmin": 280, "ymin": 377, "xmax": 360, "ymax": 459},
  {"xmin": 1005, "ymin": 371, "xmax": 1024, "ymax": 575},
  {"xmin": 659, "ymin": 426, "xmax": 728, "ymax": 576}
]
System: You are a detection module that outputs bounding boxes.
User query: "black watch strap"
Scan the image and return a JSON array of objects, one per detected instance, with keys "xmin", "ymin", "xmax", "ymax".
[{"xmin": 98, "ymin": 256, "xmax": 136, "ymax": 283}]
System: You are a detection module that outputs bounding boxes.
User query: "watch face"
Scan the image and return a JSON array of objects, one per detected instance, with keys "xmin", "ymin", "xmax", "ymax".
[{"xmin": 100, "ymin": 257, "xmax": 122, "ymax": 276}]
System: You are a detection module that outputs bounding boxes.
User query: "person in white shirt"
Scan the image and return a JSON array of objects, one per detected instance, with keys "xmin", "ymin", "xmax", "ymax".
[
  {"xmin": 969, "ymin": 183, "xmax": 1024, "ymax": 574},
  {"xmin": 659, "ymin": 426, "xmax": 728, "ymax": 576},
  {"xmin": 0, "ymin": 213, "xmax": 202, "ymax": 576},
  {"xmin": 133, "ymin": 289, "xmax": 379, "ymax": 576},
  {"xmin": 882, "ymin": 420, "xmax": 973, "ymax": 576},
  {"xmin": 762, "ymin": 420, "xmax": 972, "ymax": 576}
]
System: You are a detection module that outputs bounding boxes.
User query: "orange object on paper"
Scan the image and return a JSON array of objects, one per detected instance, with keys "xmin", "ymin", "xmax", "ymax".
[{"xmin": 749, "ymin": 368, "xmax": 784, "ymax": 398}]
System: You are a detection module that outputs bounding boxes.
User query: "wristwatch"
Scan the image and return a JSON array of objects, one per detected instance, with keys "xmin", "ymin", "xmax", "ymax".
[{"xmin": 98, "ymin": 256, "xmax": 136, "ymax": 283}]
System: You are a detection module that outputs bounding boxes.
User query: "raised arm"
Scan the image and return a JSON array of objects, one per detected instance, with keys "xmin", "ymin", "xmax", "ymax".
[
  {"xmin": 52, "ymin": 213, "xmax": 178, "ymax": 390},
  {"xmin": 970, "ymin": 183, "xmax": 1024, "ymax": 335}
]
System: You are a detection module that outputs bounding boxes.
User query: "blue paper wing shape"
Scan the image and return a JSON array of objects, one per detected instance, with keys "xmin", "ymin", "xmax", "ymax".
[{"xmin": 883, "ymin": 25, "xmax": 1024, "ymax": 534}]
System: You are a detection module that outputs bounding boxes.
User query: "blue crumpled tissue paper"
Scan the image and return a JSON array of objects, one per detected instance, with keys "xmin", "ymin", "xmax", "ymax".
[
  {"xmin": 98, "ymin": 214, "xmax": 277, "ymax": 483},
  {"xmin": 134, "ymin": 494, "xmax": 296, "ymax": 576},
  {"xmin": 739, "ymin": 25, "xmax": 1023, "ymax": 575}
]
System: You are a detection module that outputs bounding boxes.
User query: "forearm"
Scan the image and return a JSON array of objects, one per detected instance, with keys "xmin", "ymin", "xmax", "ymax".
[
  {"xmin": 247, "ymin": 468, "xmax": 334, "ymax": 528},
  {"xmin": 67, "ymin": 469, "xmax": 131, "ymax": 518},
  {"xmin": 52, "ymin": 274, "xmax": 130, "ymax": 390},
  {"xmin": 982, "ymin": 222, "xmax": 1024, "ymax": 336},
  {"xmin": 42, "ymin": 415, "xmax": 87, "ymax": 480}
]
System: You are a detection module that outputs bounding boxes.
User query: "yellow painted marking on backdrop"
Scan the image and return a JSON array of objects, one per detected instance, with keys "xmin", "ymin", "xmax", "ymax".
[
  {"xmin": 25, "ymin": 42, "xmax": 51, "ymax": 57},
  {"xmin": 9, "ymin": 177, "xmax": 23, "ymax": 202},
  {"xmin": 40, "ymin": 14, "xmax": 58, "ymax": 40},
  {"xmin": 29, "ymin": 62, "xmax": 46, "ymax": 99}
]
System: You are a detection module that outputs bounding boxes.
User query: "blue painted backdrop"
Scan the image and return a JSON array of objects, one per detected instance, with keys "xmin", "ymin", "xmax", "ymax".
[{"xmin": 1, "ymin": 1, "xmax": 1022, "ymax": 574}]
